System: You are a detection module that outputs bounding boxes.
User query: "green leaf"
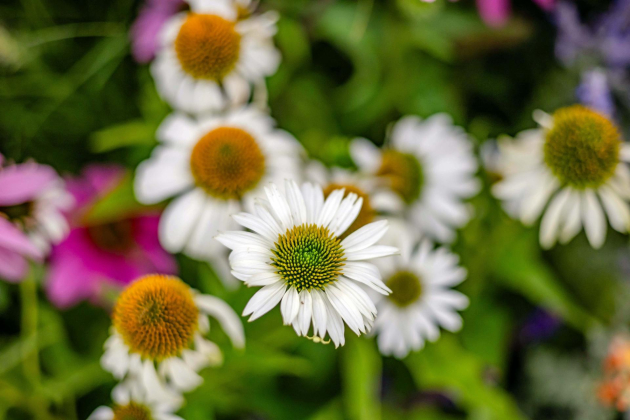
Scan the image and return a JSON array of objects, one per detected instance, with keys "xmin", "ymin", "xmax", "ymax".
[
  {"xmin": 405, "ymin": 335, "xmax": 528, "ymax": 420},
  {"xmin": 341, "ymin": 336, "xmax": 382, "ymax": 420},
  {"xmin": 89, "ymin": 119, "xmax": 156, "ymax": 153}
]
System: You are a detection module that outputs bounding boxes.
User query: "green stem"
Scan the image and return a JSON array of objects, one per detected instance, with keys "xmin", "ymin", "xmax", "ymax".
[{"xmin": 20, "ymin": 270, "xmax": 40, "ymax": 388}]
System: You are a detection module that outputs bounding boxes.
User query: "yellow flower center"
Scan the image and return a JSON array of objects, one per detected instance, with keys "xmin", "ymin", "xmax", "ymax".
[
  {"xmin": 113, "ymin": 275, "xmax": 199, "ymax": 360},
  {"xmin": 112, "ymin": 402, "xmax": 152, "ymax": 420},
  {"xmin": 323, "ymin": 183, "xmax": 374, "ymax": 237},
  {"xmin": 175, "ymin": 13, "xmax": 241, "ymax": 81},
  {"xmin": 386, "ymin": 270, "xmax": 422, "ymax": 307},
  {"xmin": 190, "ymin": 127, "xmax": 265, "ymax": 199},
  {"xmin": 377, "ymin": 150, "xmax": 424, "ymax": 204},
  {"xmin": 271, "ymin": 224, "xmax": 345, "ymax": 292},
  {"xmin": 544, "ymin": 105, "xmax": 620, "ymax": 189}
]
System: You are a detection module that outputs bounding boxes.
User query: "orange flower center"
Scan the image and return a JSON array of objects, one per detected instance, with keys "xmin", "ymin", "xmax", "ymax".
[
  {"xmin": 175, "ymin": 13, "xmax": 241, "ymax": 81},
  {"xmin": 190, "ymin": 127, "xmax": 265, "ymax": 199},
  {"xmin": 113, "ymin": 275, "xmax": 199, "ymax": 360},
  {"xmin": 112, "ymin": 402, "xmax": 152, "ymax": 420}
]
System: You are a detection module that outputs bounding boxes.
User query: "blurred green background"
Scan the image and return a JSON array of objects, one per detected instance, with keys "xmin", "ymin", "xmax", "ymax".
[{"xmin": 1, "ymin": 0, "xmax": 629, "ymax": 419}]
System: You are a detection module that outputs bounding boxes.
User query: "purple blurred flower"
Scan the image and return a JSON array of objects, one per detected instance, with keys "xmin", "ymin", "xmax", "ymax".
[
  {"xmin": 577, "ymin": 68, "xmax": 616, "ymax": 117},
  {"xmin": 130, "ymin": 0, "xmax": 185, "ymax": 63},
  {"xmin": 555, "ymin": 0, "xmax": 630, "ymax": 115},
  {"xmin": 45, "ymin": 165, "xmax": 177, "ymax": 308},
  {"xmin": 519, "ymin": 308, "xmax": 561, "ymax": 344},
  {"xmin": 476, "ymin": 0, "xmax": 555, "ymax": 28},
  {"xmin": 0, "ymin": 155, "xmax": 71, "ymax": 282}
]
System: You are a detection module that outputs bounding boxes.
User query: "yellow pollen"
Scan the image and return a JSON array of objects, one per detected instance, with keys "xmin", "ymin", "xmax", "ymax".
[
  {"xmin": 377, "ymin": 150, "xmax": 424, "ymax": 204},
  {"xmin": 175, "ymin": 13, "xmax": 241, "ymax": 81},
  {"xmin": 544, "ymin": 105, "xmax": 621, "ymax": 189},
  {"xmin": 113, "ymin": 275, "xmax": 199, "ymax": 360},
  {"xmin": 271, "ymin": 224, "xmax": 346, "ymax": 292},
  {"xmin": 323, "ymin": 183, "xmax": 374, "ymax": 237},
  {"xmin": 387, "ymin": 270, "xmax": 422, "ymax": 307},
  {"xmin": 112, "ymin": 402, "xmax": 152, "ymax": 420},
  {"xmin": 190, "ymin": 127, "xmax": 266, "ymax": 199}
]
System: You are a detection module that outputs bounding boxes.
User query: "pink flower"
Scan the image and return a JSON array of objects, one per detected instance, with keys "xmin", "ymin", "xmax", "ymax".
[
  {"xmin": 130, "ymin": 0, "xmax": 185, "ymax": 63},
  {"xmin": 46, "ymin": 165, "xmax": 177, "ymax": 308},
  {"xmin": 476, "ymin": 0, "xmax": 555, "ymax": 27},
  {"xmin": 0, "ymin": 156, "xmax": 71, "ymax": 282}
]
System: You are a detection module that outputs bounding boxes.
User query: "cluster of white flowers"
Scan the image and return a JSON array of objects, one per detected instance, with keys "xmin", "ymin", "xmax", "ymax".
[{"xmin": 94, "ymin": 0, "xmax": 630, "ymax": 416}]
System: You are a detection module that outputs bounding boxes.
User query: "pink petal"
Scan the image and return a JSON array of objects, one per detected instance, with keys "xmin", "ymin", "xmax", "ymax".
[
  {"xmin": 46, "ymin": 253, "xmax": 96, "ymax": 308},
  {"xmin": 532, "ymin": 0, "xmax": 555, "ymax": 12},
  {"xmin": 0, "ymin": 163, "xmax": 57, "ymax": 205},
  {"xmin": 131, "ymin": 3, "xmax": 183, "ymax": 63},
  {"xmin": 132, "ymin": 214, "xmax": 177, "ymax": 274},
  {"xmin": 65, "ymin": 164, "xmax": 125, "ymax": 210},
  {"xmin": 0, "ymin": 246, "xmax": 29, "ymax": 282},
  {"xmin": 477, "ymin": 0, "xmax": 511, "ymax": 27},
  {"xmin": 0, "ymin": 218, "xmax": 43, "ymax": 260}
]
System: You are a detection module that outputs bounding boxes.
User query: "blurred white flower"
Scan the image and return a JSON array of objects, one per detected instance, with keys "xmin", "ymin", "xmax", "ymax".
[
  {"xmin": 492, "ymin": 105, "xmax": 630, "ymax": 249},
  {"xmin": 371, "ymin": 220, "xmax": 468, "ymax": 358},
  {"xmin": 350, "ymin": 114, "xmax": 480, "ymax": 243},
  {"xmin": 152, "ymin": 0, "xmax": 280, "ymax": 114},
  {"xmin": 88, "ymin": 377, "xmax": 183, "ymax": 420},
  {"xmin": 216, "ymin": 181, "xmax": 398, "ymax": 347},
  {"xmin": 134, "ymin": 106, "xmax": 302, "ymax": 284},
  {"xmin": 100, "ymin": 275, "xmax": 244, "ymax": 403}
]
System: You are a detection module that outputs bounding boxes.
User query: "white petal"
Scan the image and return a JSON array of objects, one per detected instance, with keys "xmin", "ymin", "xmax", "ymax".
[
  {"xmin": 134, "ymin": 146, "xmax": 193, "ymax": 204},
  {"xmin": 599, "ymin": 185, "xmax": 630, "ymax": 233},
  {"xmin": 243, "ymin": 282, "xmax": 286, "ymax": 321},
  {"xmin": 297, "ymin": 290, "xmax": 313, "ymax": 336},
  {"xmin": 285, "ymin": 180, "xmax": 307, "ymax": 226},
  {"xmin": 194, "ymin": 295, "xmax": 245, "ymax": 348},
  {"xmin": 350, "ymin": 137, "xmax": 381, "ymax": 172},
  {"xmin": 318, "ymin": 188, "xmax": 345, "ymax": 228},
  {"xmin": 345, "ymin": 245, "xmax": 398, "ymax": 261},
  {"xmin": 87, "ymin": 406, "xmax": 114, "ymax": 420},
  {"xmin": 341, "ymin": 220, "xmax": 389, "ymax": 253},
  {"xmin": 160, "ymin": 357, "xmax": 203, "ymax": 392},
  {"xmin": 311, "ymin": 289, "xmax": 328, "ymax": 338},
  {"xmin": 581, "ymin": 190, "xmax": 606, "ymax": 249},
  {"xmin": 159, "ymin": 188, "xmax": 206, "ymax": 253},
  {"xmin": 539, "ymin": 189, "xmax": 571, "ymax": 249},
  {"xmin": 279, "ymin": 287, "xmax": 300, "ymax": 325}
]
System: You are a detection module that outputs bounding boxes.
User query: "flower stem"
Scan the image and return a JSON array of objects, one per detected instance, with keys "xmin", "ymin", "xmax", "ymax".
[{"xmin": 20, "ymin": 270, "xmax": 40, "ymax": 388}]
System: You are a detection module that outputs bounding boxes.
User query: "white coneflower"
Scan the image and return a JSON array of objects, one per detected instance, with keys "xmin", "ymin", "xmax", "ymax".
[
  {"xmin": 216, "ymin": 180, "xmax": 398, "ymax": 347},
  {"xmin": 134, "ymin": 106, "xmax": 302, "ymax": 283},
  {"xmin": 151, "ymin": 0, "xmax": 280, "ymax": 114},
  {"xmin": 350, "ymin": 115, "xmax": 480, "ymax": 243},
  {"xmin": 371, "ymin": 220, "xmax": 469, "ymax": 358},
  {"xmin": 88, "ymin": 378, "xmax": 183, "ymax": 420},
  {"xmin": 100, "ymin": 274, "xmax": 244, "ymax": 402},
  {"xmin": 492, "ymin": 105, "xmax": 630, "ymax": 249}
]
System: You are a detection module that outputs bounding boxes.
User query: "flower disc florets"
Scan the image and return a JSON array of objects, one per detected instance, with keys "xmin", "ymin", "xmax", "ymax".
[
  {"xmin": 112, "ymin": 402, "xmax": 153, "ymax": 420},
  {"xmin": 544, "ymin": 105, "xmax": 620, "ymax": 189},
  {"xmin": 175, "ymin": 13, "xmax": 241, "ymax": 81},
  {"xmin": 386, "ymin": 270, "xmax": 422, "ymax": 307},
  {"xmin": 377, "ymin": 150, "xmax": 424, "ymax": 204},
  {"xmin": 113, "ymin": 275, "xmax": 199, "ymax": 360},
  {"xmin": 271, "ymin": 224, "xmax": 345, "ymax": 292}
]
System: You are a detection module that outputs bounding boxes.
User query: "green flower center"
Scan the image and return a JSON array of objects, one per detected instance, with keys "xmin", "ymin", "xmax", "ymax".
[
  {"xmin": 543, "ymin": 105, "xmax": 620, "ymax": 189},
  {"xmin": 386, "ymin": 270, "xmax": 422, "ymax": 307},
  {"xmin": 377, "ymin": 150, "xmax": 424, "ymax": 204},
  {"xmin": 271, "ymin": 224, "xmax": 346, "ymax": 292},
  {"xmin": 112, "ymin": 402, "xmax": 153, "ymax": 420}
]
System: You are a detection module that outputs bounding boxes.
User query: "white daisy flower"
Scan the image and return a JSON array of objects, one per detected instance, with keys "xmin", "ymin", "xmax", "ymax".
[
  {"xmin": 100, "ymin": 274, "xmax": 245, "ymax": 401},
  {"xmin": 152, "ymin": 0, "xmax": 281, "ymax": 114},
  {"xmin": 350, "ymin": 114, "xmax": 480, "ymax": 243},
  {"xmin": 371, "ymin": 220, "xmax": 469, "ymax": 359},
  {"xmin": 216, "ymin": 180, "xmax": 398, "ymax": 347},
  {"xmin": 492, "ymin": 105, "xmax": 630, "ymax": 249},
  {"xmin": 134, "ymin": 106, "xmax": 302, "ymax": 282},
  {"xmin": 88, "ymin": 378, "xmax": 183, "ymax": 420}
]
